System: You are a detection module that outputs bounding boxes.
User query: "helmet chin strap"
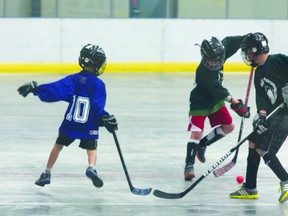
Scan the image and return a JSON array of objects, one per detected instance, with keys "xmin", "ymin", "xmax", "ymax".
[
  {"xmin": 250, "ymin": 61, "xmax": 259, "ymax": 67},
  {"xmin": 93, "ymin": 68, "xmax": 100, "ymax": 76},
  {"xmin": 250, "ymin": 54, "xmax": 260, "ymax": 67}
]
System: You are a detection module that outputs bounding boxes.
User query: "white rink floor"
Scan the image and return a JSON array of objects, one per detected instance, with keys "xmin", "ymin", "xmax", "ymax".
[{"xmin": 1, "ymin": 72, "xmax": 288, "ymax": 216}]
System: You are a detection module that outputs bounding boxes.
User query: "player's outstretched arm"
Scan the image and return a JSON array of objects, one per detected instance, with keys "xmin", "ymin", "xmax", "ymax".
[{"xmin": 17, "ymin": 81, "xmax": 38, "ymax": 97}]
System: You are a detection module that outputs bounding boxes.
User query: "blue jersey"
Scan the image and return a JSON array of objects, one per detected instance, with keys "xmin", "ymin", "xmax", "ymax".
[{"xmin": 34, "ymin": 70, "xmax": 108, "ymax": 140}]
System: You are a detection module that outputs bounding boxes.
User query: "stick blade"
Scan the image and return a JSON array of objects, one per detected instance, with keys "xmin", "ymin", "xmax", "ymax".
[
  {"xmin": 132, "ymin": 187, "xmax": 152, "ymax": 195},
  {"xmin": 153, "ymin": 189, "xmax": 183, "ymax": 199},
  {"xmin": 213, "ymin": 161, "xmax": 235, "ymax": 177}
]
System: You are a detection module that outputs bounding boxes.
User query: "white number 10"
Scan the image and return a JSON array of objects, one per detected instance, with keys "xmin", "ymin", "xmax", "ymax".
[{"xmin": 66, "ymin": 96, "xmax": 90, "ymax": 123}]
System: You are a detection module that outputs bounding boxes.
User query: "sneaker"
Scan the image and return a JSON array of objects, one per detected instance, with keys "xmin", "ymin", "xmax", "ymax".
[
  {"xmin": 86, "ymin": 167, "xmax": 103, "ymax": 188},
  {"xmin": 230, "ymin": 184, "xmax": 259, "ymax": 199},
  {"xmin": 184, "ymin": 164, "xmax": 195, "ymax": 181},
  {"xmin": 35, "ymin": 172, "xmax": 51, "ymax": 187},
  {"xmin": 196, "ymin": 146, "xmax": 206, "ymax": 163},
  {"xmin": 279, "ymin": 180, "xmax": 288, "ymax": 203}
]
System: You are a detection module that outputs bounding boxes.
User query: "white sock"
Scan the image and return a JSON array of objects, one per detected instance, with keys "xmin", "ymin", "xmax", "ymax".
[
  {"xmin": 89, "ymin": 164, "xmax": 96, "ymax": 169},
  {"xmin": 45, "ymin": 168, "xmax": 51, "ymax": 173}
]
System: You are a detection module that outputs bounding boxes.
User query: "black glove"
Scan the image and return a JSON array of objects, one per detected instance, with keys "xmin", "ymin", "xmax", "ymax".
[
  {"xmin": 101, "ymin": 115, "xmax": 118, "ymax": 133},
  {"xmin": 230, "ymin": 99, "xmax": 250, "ymax": 118},
  {"xmin": 253, "ymin": 113, "xmax": 268, "ymax": 135},
  {"xmin": 17, "ymin": 81, "xmax": 38, "ymax": 97}
]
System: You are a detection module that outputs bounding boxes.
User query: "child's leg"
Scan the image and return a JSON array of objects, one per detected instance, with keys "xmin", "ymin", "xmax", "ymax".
[
  {"xmin": 184, "ymin": 116, "xmax": 205, "ymax": 180},
  {"xmin": 197, "ymin": 106, "xmax": 234, "ymax": 163},
  {"xmin": 35, "ymin": 144, "xmax": 64, "ymax": 187},
  {"xmin": 46, "ymin": 144, "xmax": 64, "ymax": 169},
  {"xmin": 83, "ymin": 140, "xmax": 103, "ymax": 188}
]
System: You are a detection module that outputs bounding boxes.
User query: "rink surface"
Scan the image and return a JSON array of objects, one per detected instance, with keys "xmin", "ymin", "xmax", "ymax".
[{"xmin": 1, "ymin": 72, "xmax": 288, "ymax": 216}]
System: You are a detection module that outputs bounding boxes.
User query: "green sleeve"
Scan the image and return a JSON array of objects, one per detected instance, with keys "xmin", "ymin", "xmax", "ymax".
[{"xmin": 221, "ymin": 35, "xmax": 247, "ymax": 60}]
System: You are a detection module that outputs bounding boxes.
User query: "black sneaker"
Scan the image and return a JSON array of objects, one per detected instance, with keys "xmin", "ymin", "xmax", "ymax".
[
  {"xmin": 196, "ymin": 146, "xmax": 206, "ymax": 163},
  {"xmin": 86, "ymin": 167, "xmax": 103, "ymax": 188},
  {"xmin": 35, "ymin": 172, "xmax": 51, "ymax": 187},
  {"xmin": 184, "ymin": 164, "xmax": 195, "ymax": 181}
]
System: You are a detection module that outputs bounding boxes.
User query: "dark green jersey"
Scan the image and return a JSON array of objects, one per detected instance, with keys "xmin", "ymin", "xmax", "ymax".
[
  {"xmin": 189, "ymin": 35, "xmax": 246, "ymax": 116},
  {"xmin": 254, "ymin": 54, "xmax": 288, "ymax": 113}
]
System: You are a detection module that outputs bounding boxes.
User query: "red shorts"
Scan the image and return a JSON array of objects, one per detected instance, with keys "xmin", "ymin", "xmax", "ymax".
[{"xmin": 187, "ymin": 106, "xmax": 233, "ymax": 132}]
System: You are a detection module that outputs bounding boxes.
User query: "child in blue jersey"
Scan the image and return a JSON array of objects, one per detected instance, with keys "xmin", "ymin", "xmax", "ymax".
[{"xmin": 17, "ymin": 44, "xmax": 118, "ymax": 188}]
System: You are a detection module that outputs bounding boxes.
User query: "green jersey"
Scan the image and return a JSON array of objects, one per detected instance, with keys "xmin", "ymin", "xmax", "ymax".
[
  {"xmin": 254, "ymin": 54, "xmax": 288, "ymax": 113},
  {"xmin": 189, "ymin": 35, "xmax": 246, "ymax": 116}
]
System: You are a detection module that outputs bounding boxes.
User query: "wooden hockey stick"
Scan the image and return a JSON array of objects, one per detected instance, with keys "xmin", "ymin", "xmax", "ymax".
[
  {"xmin": 213, "ymin": 67, "xmax": 254, "ymax": 177},
  {"xmin": 112, "ymin": 130, "xmax": 152, "ymax": 195},
  {"xmin": 153, "ymin": 103, "xmax": 284, "ymax": 199}
]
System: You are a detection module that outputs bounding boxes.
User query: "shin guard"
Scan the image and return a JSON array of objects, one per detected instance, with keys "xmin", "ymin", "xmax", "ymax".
[
  {"xmin": 199, "ymin": 126, "xmax": 226, "ymax": 147},
  {"xmin": 185, "ymin": 142, "xmax": 199, "ymax": 164}
]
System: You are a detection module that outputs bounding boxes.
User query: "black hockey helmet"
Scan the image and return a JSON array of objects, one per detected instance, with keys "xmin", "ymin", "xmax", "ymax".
[
  {"xmin": 240, "ymin": 32, "xmax": 269, "ymax": 67},
  {"xmin": 200, "ymin": 37, "xmax": 226, "ymax": 71},
  {"xmin": 79, "ymin": 44, "xmax": 107, "ymax": 76}
]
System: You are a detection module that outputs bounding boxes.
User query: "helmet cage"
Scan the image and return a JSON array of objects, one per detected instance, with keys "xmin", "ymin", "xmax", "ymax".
[
  {"xmin": 241, "ymin": 49, "xmax": 258, "ymax": 67},
  {"xmin": 201, "ymin": 53, "xmax": 225, "ymax": 71}
]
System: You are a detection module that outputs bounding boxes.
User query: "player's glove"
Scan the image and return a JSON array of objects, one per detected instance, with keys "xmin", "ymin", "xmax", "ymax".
[
  {"xmin": 101, "ymin": 114, "xmax": 118, "ymax": 133},
  {"xmin": 230, "ymin": 99, "xmax": 250, "ymax": 118},
  {"xmin": 253, "ymin": 113, "xmax": 268, "ymax": 135},
  {"xmin": 17, "ymin": 81, "xmax": 38, "ymax": 97}
]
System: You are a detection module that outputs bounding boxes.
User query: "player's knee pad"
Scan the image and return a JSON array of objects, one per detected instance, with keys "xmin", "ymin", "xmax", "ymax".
[{"xmin": 215, "ymin": 126, "xmax": 226, "ymax": 136}]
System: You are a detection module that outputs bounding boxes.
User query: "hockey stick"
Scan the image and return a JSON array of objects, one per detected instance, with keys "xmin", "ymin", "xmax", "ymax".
[
  {"xmin": 213, "ymin": 67, "xmax": 254, "ymax": 177},
  {"xmin": 112, "ymin": 130, "xmax": 152, "ymax": 195},
  {"xmin": 153, "ymin": 103, "xmax": 284, "ymax": 199}
]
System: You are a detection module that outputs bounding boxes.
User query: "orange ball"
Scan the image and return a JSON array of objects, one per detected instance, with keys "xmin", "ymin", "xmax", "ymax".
[{"xmin": 236, "ymin": 175, "xmax": 244, "ymax": 184}]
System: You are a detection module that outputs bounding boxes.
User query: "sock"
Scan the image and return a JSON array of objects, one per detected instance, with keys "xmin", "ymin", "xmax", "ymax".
[
  {"xmin": 245, "ymin": 148, "xmax": 260, "ymax": 189},
  {"xmin": 185, "ymin": 140, "xmax": 199, "ymax": 164},
  {"xmin": 45, "ymin": 168, "xmax": 51, "ymax": 174},
  {"xmin": 199, "ymin": 126, "xmax": 226, "ymax": 147},
  {"xmin": 261, "ymin": 151, "xmax": 288, "ymax": 182}
]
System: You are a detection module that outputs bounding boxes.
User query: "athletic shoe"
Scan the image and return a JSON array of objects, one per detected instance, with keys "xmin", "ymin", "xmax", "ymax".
[
  {"xmin": 35, "ymin": 172, "xmax": 51, "ymax": 187},
  {"xmin": 279, "ymin": 180, "xmax": 288, "ymax": 203},
  {"xmin": 184, "ymin": 164, "xmax": 195, "ymax": 181},
  {"xmin": 196, "ymin": 146, "xmax": 206, "ymax": 163},
  {"xmin": 86, "ymin": 167, "xmax": 103, "ymax": 188},
  {"xmin": 230, "ymin": 184, "xmax": 259, "ymax": 199}
]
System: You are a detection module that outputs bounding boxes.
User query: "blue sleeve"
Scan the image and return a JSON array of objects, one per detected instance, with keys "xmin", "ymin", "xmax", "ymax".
[
  {"xmin": 34, "ymin": 76, "xmax": 73, "ymax": 102},
  {"xmin": 93, "ymin": 80, "xmax": 109, "ymax": 126}
]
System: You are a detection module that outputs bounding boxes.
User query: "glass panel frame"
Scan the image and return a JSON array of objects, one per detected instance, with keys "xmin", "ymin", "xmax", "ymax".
[{"xmin": 0, "ymin": 0, "xmax": 287, "ymax": 19}]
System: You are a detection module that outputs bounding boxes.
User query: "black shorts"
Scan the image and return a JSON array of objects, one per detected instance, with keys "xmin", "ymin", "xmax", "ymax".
[
  {"xmin": 56, "ymin": 133, "xmax": 98, "ymax": 150},
  {"xmin": 248, "ymin": 111, "xmax": 288, "ymax": 154}
]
